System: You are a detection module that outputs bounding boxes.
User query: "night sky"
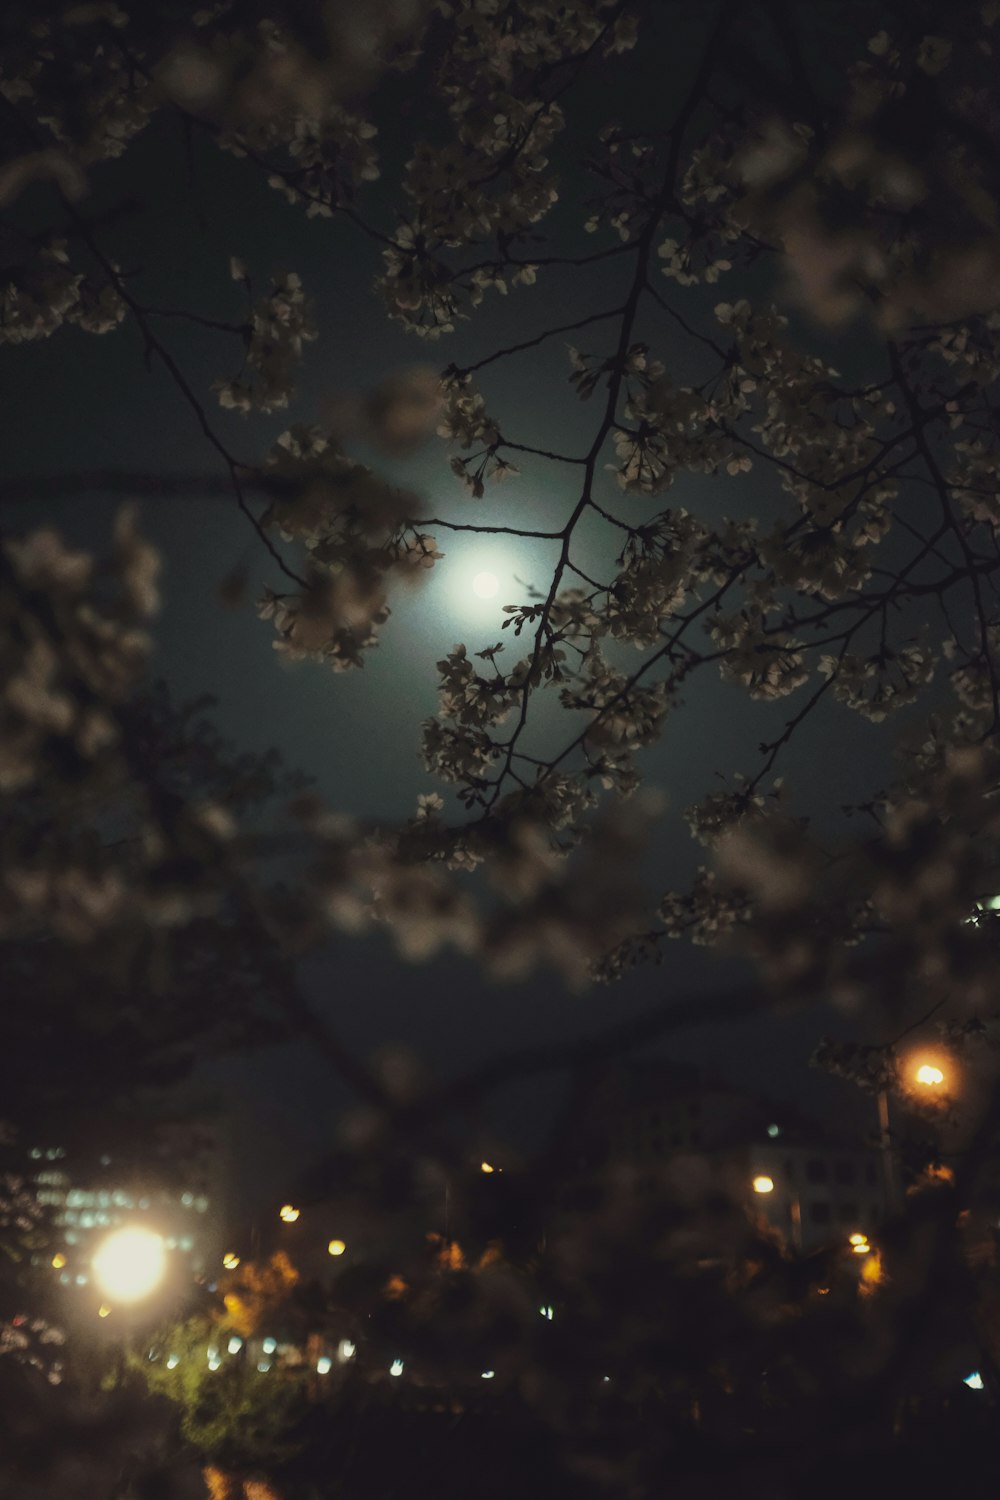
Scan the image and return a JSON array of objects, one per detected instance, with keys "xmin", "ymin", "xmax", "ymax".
[{"xmin": 0, "ymin": 9, "xmax": 905, "ymax": 1213}]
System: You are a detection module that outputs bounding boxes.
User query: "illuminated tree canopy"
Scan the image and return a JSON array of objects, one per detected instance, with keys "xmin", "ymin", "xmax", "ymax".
[{"xmin": 3, "ymin": 0, "xmax": 1000, "ymax": 1493}]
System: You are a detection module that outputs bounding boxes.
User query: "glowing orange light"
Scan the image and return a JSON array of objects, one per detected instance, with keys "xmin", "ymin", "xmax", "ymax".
[
  {"xmin": 480, "ymin": 1161, "xmax": 495, "ymax": 1174},
  {"xmin": 852, "ymin": 1241, "xmax": 871, "ymax": 1255},
  {"xmin": 848, "ymin": 1233, "xmax": 867, "ymax": 1246},
  {"xmin": 860, "ymin": 1250, "xmax": 884, "ymax": 1290},
  {"xmin": 327, "ymin": 1239, "xmax": 346, "ymax": 1257},
  {"xmin": 51, "ymin": 1253, "xmax": 66, "ymax": 1269},
  {"xmin": 915, "ymin": 1063, "xmax": 945, "ymax": 1087},
  {"xmin": 222, "ymin": 1252, "xmax": 240, "ymax": 1270},
  {"xmin": 752, "ymin": 1175, "xmax": 775, "ymax": 1194},
  {"xmin": 278, "ymin": 1204, "xmax": 300, "ymax": 1224}
]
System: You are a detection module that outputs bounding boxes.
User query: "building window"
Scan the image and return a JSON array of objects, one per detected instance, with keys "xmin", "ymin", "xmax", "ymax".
[
  {"xmin": 834, "ymin": 1161, "xmax": 856, "ymax": 1184},
  {"xmin": 809, "ymin": 1201, "xmax": 831, "ymax": 1225},
  {"xmin": 806, "ymin": 1159, "xmax": 828, "ymax": 1184},
  {"xmin": 838, "ymin": 1203, "xmax": 858, "ymax": 1223}
]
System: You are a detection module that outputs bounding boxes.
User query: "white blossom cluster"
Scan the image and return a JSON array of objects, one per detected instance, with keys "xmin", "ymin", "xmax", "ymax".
[
  {"xmin": 253, "ymin": 425, "xmax": 443, "ymax": 670},
  {"xmin": 0, "ymin": 239, "xmax": 125, "ymax": 347},
  {"xmin": 0, "ymin": 513, "xmax": 155, "ymax": 795},
  {"xmin": 214, "ymin": 268, "xmax": 317, "ymax": 414}
]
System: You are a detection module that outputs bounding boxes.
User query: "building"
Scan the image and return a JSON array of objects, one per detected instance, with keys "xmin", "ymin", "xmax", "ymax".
[
  {"xmin": 29, "ymin": 1128, "xmax": 222, "ymax": 1305},
  {"xmin": 547, "ymin": 1058, "xmax": 888, "ymax": 1252}
]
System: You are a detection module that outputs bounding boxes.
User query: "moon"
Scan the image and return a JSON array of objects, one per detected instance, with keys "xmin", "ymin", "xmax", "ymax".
[{"xmin": 472, "ymin": 571, "xmax": 499, "ymax": 599}]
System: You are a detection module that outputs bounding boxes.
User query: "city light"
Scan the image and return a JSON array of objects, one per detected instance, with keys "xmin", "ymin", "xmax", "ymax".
[
  {"xmin": 338, "ymin": 1339, "xmax": 356, "ymax": 1361},
  {"xmin": 752, "ymin": 1175, "xmax": 775, "ymax": 1195},
  {"xmin": 262, "ymin": 1337, "xmax": 277, "ymax": 1354},
  {"xmin": 317, "ymin": 1356, "xmax": 332, "ymax": 1375},
  {"xmin": 228, "ymin": 1336, "xmax": 242, "ymax": 1354},
  {"xmin": 327, "ymin": 1239, "xmax": 346, "ymax": 1257},
  {"xmin": 98, "ymin": 1303, "xmax": 111, "ymax": 1318},
  {"xmin": 964, "ymin": 1371, "xmax": 985, "ymax": 1390},
  {"xmin": 222, "ymin": 1251, "xmax": 240, "ymax": 1270},
  {"xmin": 166, "ymin": 1354, "xmax": 180, "ymax": 1369},
  {"xmin": 539, "ymin": 1304, "xmax": 554, "ymax": 1321},
  {"xmin": 390, "ymin": 1358, "xmax": 404, "ymax": 1377},
  {"xmin": 848, "ymin": 1233, "xmax": 867, "ymax": 1246},
  {"xmin": 851, "ymin": 1240, "xmax": 871, "ymax": 1255},
  {"xmin": 767, "ymin": 1123, "xmax": 780, "ymax": 1138},
  {"xmin": 92, "ymin": 1225, "xmax": 166, "ymax": 1304},
  {"xmin": 480, "ymin": 1161, "xmax": 495, "ymax": 1174},
  {"xmin": 278, "ymin": 1204, "xmax": 300, "ymax": 1223},
  {"xmin": 51, "ymin": 1253, "xmax": 66, "ymax": 1269},
  {"xmin": 481, "ymin": 1370, "xmax": 495, "ymax": 1379},
  {"xmin": 915, "ymin": 1063, "xmax": 945, "ymax": 1087}
]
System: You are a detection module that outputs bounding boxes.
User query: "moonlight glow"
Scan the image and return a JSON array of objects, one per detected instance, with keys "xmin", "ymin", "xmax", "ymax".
[
  {"xmin": 472, "ymin": 570, "xmax": 499, "ymax": 599},
  {"xmin": 92, "ymin": 1225, "xmax": 167, "ymax": 1304}
]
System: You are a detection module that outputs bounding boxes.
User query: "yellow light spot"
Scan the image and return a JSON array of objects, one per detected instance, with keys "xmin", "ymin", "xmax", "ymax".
[
  {"xmin": 51, "ymin": 1253, "xmax": 66, "ymax": 1269},
  {"xmin": 859, "ymin": 1249, "xmax": 884, "ymax": 1293},
  {"xmin": 222, "ymin": 1252, "xmax": 240, "ymax": 1270},
  {"xmin": 98, "ymin": 1304, "xmax": 111, "ymax": 1318},
  {"xmin": 278, "ymin": 1204, "xmax": 300, "ymax": 1224},
  {"xmin": 327, "ymin": 1239, "xmax": 346, "ymax": 1257},
  {"xmin": 384, "ymin": 1274, "xmax": 408, "ymax": 1300},
  {"xmin": 752, "ymin": 1175, "xmax": 774, "ymax": 1194},
  {"xmin": 480, "ymin": 1161, "xmax": 495, "ymax": 1174},
  {"xmin": 915, "ymin": 1064, "xmax": 945, "ymax": 1087},
  {"xmin": 848, "ymin": 1233, "xmax": 867, "ymax": 1246},
  {"xmin": 852, "ymin": 1241, "xmax": 871, "ymax": 1255}
]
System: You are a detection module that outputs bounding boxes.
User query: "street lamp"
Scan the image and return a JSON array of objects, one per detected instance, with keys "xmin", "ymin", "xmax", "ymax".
[
  {"xmin": 278, "ymin": 1204, "xmax": 300, "ymax": 1224},
  {"xmin": 914, "ymin": 1061, "xmax": 946, "ymax": 1088},
  {"xmin": 92, "ymin": 1226, "xmax": 167, "ymax": 1305},
  {"xmin": 752, "ymin": 1175, "xmax": 775, "ymax": 1195}
]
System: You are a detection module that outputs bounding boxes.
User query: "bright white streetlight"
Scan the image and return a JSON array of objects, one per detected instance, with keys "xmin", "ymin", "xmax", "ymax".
[
  {"xmin": 92, "ymin": 1226, "xmax": 166, "ymax": 1305},
  {"xmin": 752, "ymin": 1175, "xmax": 775, "ymax": 1195},
  {"xmin": 915, "ymin": 1063, "xmax": 945, "ymax": 1087},
  {"xmin": 390, "ymin": 1358, "xmax": 404, "ymax": 1377}
]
